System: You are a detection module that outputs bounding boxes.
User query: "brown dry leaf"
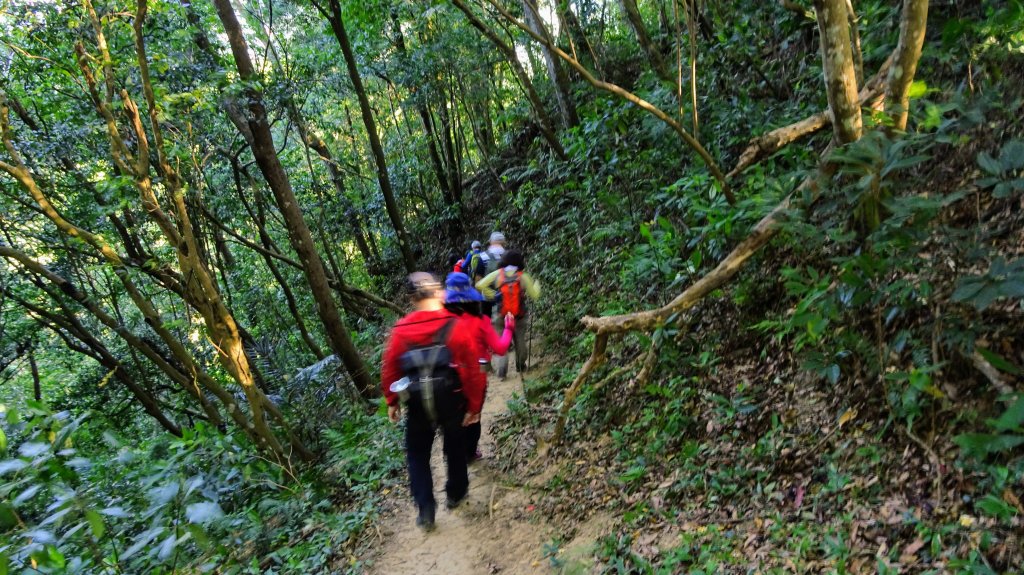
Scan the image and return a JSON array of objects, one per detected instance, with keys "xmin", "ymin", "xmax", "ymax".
[
  {"xmin": 899, "ymin": 538, "xmax": 926, "ymax": 564},
  {"xmin": 838, "ymin": 408, "xmax": 858, "ymax": 428},
  {"xmin": 1003, "ymin": 489, "xmax": 1024, "ymax": 514}
]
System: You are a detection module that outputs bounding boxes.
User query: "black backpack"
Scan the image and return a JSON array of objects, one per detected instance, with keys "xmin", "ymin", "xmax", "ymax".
[{"xmin": 398, "ymin": 320, "xmax": 464, "ymax": 422}]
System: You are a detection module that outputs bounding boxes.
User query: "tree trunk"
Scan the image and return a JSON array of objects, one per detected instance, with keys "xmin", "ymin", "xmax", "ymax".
[
  {"xmin": 28, "ymin": 347, "xmax": 41, "ymax": 402},
  {"xmin": 845, "ymin": 0, "xmax": 864, "ymax": 85},
  {"xmin": 390, "ymin": 14, "xmax": 459, "ymax": 204},
  {"xmin": 1, "ymin": 248, "xmax": 191, "ymax": 436},
  {"xmin": 556, "ymin": 1, "xmax": 602, "ymax": 76},
  {"xmin": 480, "ymin": 0, "xmax": 732, "ymax": 201},
  {"xmin": 211, "ymin": 0, "xmax": 376, "ymax": 404},
  {"xmin": 319, "ymin": 0, "xmax": 417, "ymax": 272},
  {"xmin": 285, "ymin": 101, "xmax": 377, "ymax": 267},
  {"xmin": 436, "ymin": 89, "xmax": 463, "ymax": 211},
  {"xmin": 620, "ymin": 0, "xmax": 673, "ymax": 83},
  {"xmin": 231, "ymin": 160, "xmax": 327, "ymax": 361},
  {"xmin": 449, "ymin": 0, "xmax": 568, "ymax": 160},
  {"xmin": 813, "ymin": 0, "xmax": 863, "ymax": 144},
  {"xmin": 420, "ymin": 100, "xmax": 457, "ymax": 205},
  {"xmin": 727, "ymin": 59, "xmax": 891, "ymax": 180},
  {"xmin": 522, "ymin": 0, "xmax": 580, "ymax": 128},
  {"xmin": 885, "ymin": 0, "xmax": 929, "ymax": 131}
]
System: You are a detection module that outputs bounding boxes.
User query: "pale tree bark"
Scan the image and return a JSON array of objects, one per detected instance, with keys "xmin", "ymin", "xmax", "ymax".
[
  {"xmin": 620, "ymin": 0, "xmax": 673, "ymax": 83},
  {"xmin": 522, "ymin": 0, "xmax": 580, "ymax": 128},
  {"xmin": 211, "ymin": 0, "xmax": 376, "ymax": 405},
  {"xmin": 845, "ymin": 0, "xmax": 864, "ymax": 84},
  {"xmin": 314, "ymin": 0, "xmax": 417, "ymax": 272},
  {"xmin": 449, "ymin": 0, "xmax": 568, "ymax": 160},
  {"xmin": 885, "ymin": 0, "xmax": 929, "ymax": 131},
  {"xmin": 813, "ymin": 0, "xmax": 863, "ymax": 144}
]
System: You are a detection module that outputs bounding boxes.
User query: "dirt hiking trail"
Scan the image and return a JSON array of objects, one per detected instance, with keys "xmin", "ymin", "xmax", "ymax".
[{"xmin": 364, "ymin": 364, "xmax": 562, "ymax": 574}]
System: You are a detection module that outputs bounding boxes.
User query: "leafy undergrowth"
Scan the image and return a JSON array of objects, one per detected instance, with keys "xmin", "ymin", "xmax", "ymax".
[
  {"xmin": 0, "ymin": 400, "xmax": 403, "ymax": 574},
  {"xmin": 487, "ymin": 80, "xmax": 1024, "ymax": 574}
]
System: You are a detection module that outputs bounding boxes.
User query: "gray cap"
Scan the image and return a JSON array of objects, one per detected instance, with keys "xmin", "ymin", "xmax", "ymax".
[
  {"xmin": 489, "ymin": 232, "xmax": 506, "ymax": 245},
  {"xmin": 471, "ymin": 240, "xmax": 482, "ymax": 249}
]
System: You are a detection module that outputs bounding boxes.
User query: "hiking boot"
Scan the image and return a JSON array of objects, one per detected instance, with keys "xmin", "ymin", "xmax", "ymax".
[
  {"xmin": 445, "ymin": 494, "xmax": 467, "ymax": 510},
  {"xmin": 416, "ymin": 504, "xmax": 436, "ymax": 532},
  {"xmin": 467, "ymin": 450, "xmax": 484, "ymax": 464}
]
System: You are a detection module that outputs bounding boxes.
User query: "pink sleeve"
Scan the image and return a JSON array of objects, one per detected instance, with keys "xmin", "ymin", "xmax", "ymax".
[{"xmin": 481, "ymin": 316, "xmax": 512, "ymax": 355}]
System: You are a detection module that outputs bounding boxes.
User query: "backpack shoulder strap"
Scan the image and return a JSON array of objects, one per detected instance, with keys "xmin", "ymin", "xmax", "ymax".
[{"xmin": 433, "ymin": 318, "xmax": 456, "ymax": 345}]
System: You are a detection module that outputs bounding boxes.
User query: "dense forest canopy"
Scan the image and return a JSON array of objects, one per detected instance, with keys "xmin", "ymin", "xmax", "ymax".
[{"xmin": 1, "ymin": 0, "xmax": 1023, "ymax": 572}]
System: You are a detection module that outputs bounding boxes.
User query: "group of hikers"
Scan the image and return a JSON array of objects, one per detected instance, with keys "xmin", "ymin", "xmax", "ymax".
[{"xmin": 379, "ymin": 232, "xmax": 540, "ymax": 531}]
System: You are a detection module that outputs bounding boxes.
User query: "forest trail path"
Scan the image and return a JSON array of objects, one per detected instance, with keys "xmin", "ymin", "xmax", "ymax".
[{"xmin": 364, "ymin": 362, "xmax": 557, "ymax": 574}]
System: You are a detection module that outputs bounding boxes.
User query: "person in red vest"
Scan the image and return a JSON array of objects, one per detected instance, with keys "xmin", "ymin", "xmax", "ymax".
[
  {"xmin": 381, "ymin": 272, "xmax": 485, "ymax": 531},
  {"xmin": 476, "ymin": 250, "xmax": 540, "ymax": 379}
]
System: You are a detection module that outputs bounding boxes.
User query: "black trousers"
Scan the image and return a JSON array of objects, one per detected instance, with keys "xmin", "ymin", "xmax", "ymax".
[
  {"xmin": 405, "ymin": 409, "xmax": 468, "ymax": 512},
  {"xmin": 464, "ymin": 421, "xmax": 482, "ymax": 459}
]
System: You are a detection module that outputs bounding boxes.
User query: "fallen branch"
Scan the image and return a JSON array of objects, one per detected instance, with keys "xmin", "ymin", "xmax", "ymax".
[
  {"xmin": 551, "ymin": 161, "xmax": 828, "ymax": 445},
  {"xmin": 970, "ymin": 350, "xmax": 1016, "ymax": 396},
  {"xmin": 552, "ymin": 333, "xmax": 609, "ymax": 442}
]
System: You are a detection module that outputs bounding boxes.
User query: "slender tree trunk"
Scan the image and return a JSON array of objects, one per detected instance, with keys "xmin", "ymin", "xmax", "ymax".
[
  {"xmin": 481, "ymin": 0, "xmax": 733, "ymax": 201},
  {"xmin": 558, "ymin": 0, "xmax": 603, "ymax": 76},
  {"xmin": 437, "ymin": 90, "xmax": 463, "ymax": 211},
  {"xmin": 449, "ymin": 0, "xmax": 568, "ymax": 160},
  {"xmin": 885, "ymin": 0, "xmax": 929, "ymax": 131},
  {"xmin": 420, "ymin": 100, "xmax": 456, "ymax": 204},
  {"xmin": 228, "ymin": 160, "xmax": 327, "ymax": 361},
  {"xmin": 813, "ymin": 0, "xmax": 863, "ymax": 144},
  {"xmin": 318, "ymin": 0, "xmax": 416, "ymax": 272},
  {"xmin": 211, "ymin": 0, "xmax": 375, "ymax": 403},
  {"xmin": 522, "ymin": 0, "xmax": 580, "ymax": 128},
  {"xmin": 0, "ymin": 248, "xmax": 196, "ymax": 435},
  {"xmin": 390, "ymin": 13, "xmax": 458, "ymax": 205},
  {"xmin": 285, "ymin": 101, "xmax": 377, "ymax": 267},
  {"xmin": 620, "ymin": 0, "xmax": 673, "ymax": 82},
  {"xmin": 28, "ymin": 347, "xmax": 41, "ymax": 402}
]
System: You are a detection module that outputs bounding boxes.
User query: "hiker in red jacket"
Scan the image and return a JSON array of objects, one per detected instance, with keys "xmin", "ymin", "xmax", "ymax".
[
  {"xmin": 443, "ymin": 272, "xmax": 515, "ymax": 462},
  {"xmin": 381, "ymin": 272, "xmax": 485, "ymax": 531}
]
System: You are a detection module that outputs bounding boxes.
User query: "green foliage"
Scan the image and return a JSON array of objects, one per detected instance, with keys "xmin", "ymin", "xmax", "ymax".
[
  {"xmin": 976, "ymin": 139, "xmax": 1024, "ymax": 199},
  {"xmin": 951, "ymin": 257, "xmax": 1024, "ymax": 311},
  {"xmin": 0, "ymin": 401, "xmax": 401, "ymax": 574}
]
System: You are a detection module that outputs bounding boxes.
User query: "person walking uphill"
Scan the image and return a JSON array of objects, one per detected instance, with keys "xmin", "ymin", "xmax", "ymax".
[
  {"xmin": 443, "ymin": 272, "xmax": 516, "ymax": 462},
  {"xmin": 476, "ymin": 250, "xmax": 539, "ymax": 379},
  {"xmin": 474, "ymin": 232, "xmax": 507, "ymax": 316},
  {"xmin": 381, "ymin": 272, "xmax": 485, "ymax": 532}
]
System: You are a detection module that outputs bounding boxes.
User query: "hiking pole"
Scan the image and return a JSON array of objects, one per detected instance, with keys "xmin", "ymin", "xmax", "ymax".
[{"xmin": 526, "ymin": 313, "xmax": 533, "ymax": 373}]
